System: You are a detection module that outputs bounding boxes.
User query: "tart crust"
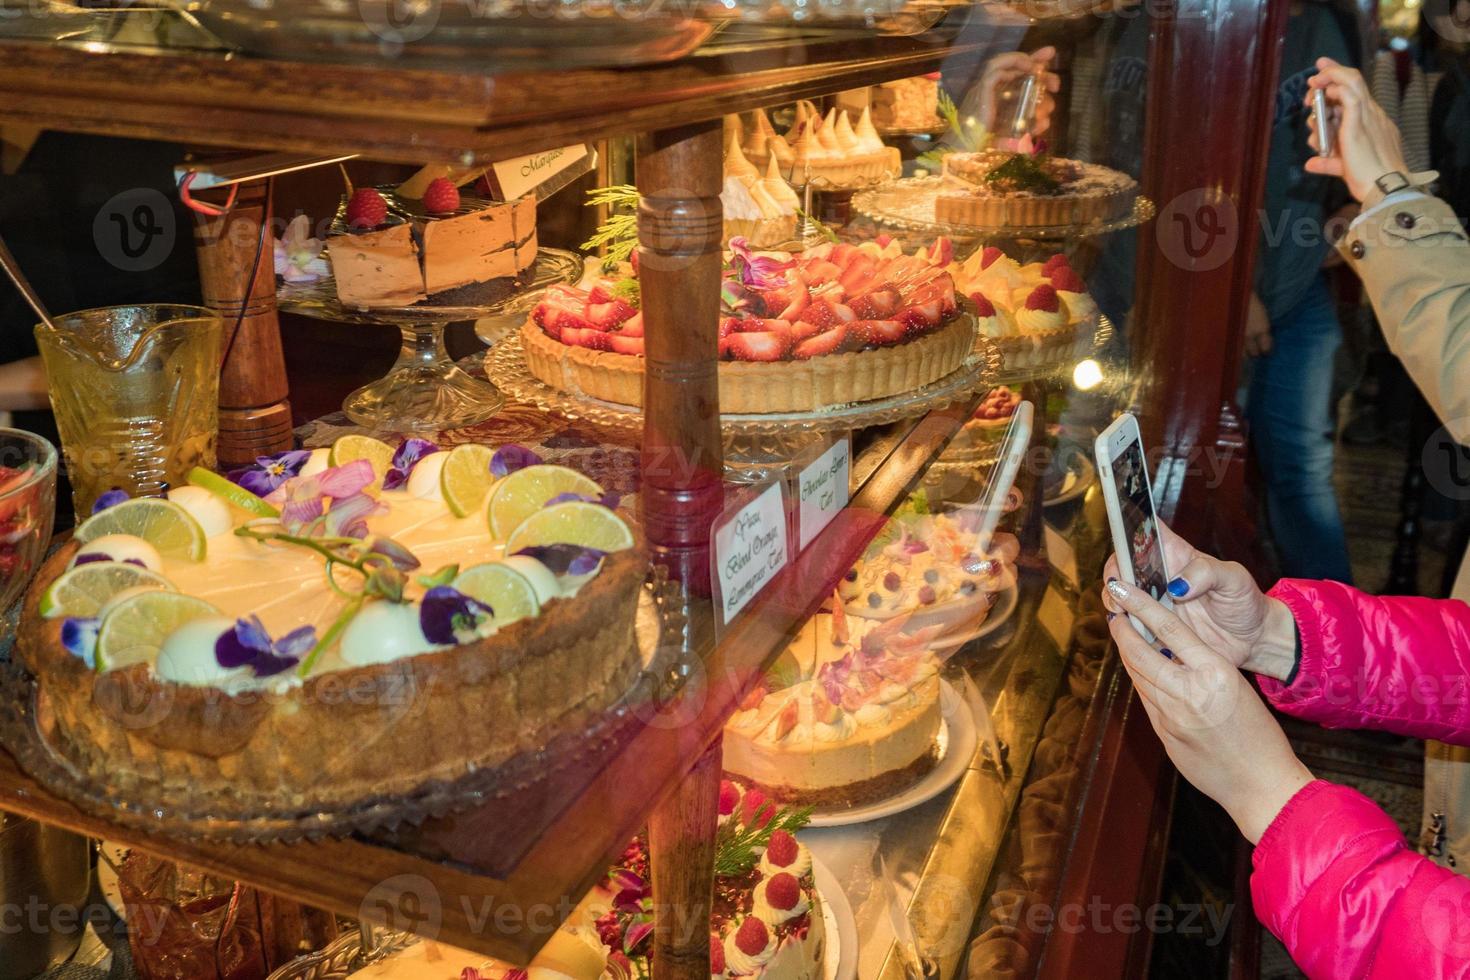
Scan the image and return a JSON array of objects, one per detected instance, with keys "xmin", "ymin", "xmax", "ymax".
[
  {"xmin": 521, "ymin": 314, "xmax": 976, "ymax": 414},
  {"xmin": 16, "ymin": 538, "xmax": 648, "ymax": 810}
]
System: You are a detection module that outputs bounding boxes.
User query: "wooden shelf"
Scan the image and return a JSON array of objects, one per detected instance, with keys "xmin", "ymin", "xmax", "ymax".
[
  {"xmin": 0, "ymin": 397, "xmax": 980, "ymax": 967},
  {"xmin": 0, "ymin": 23, "xmax": 993, "ymax": 164}
]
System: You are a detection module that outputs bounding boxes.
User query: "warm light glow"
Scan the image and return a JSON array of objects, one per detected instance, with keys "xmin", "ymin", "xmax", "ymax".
[{"xmin": 1073, "ymin": 359, "xmax": 1104, "ymax": 391}]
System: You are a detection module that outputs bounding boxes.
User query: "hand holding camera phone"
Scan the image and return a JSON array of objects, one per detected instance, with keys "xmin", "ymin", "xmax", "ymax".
[{"xmin": 1095, "ymin": 414, "xmax": 1171, "ymax": 644}]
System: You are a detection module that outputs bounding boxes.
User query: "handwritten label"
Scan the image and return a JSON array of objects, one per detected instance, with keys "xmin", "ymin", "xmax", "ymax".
[
  {"xmin": 490, "ymin": 144, "xmax": 588, "ymax": 201},
  {"xmin": 713, "ymin": 482, "xmax": 789, "ymax": 626},
  {"xmin": 797, "ymin": 438, "xmax": 850, "ymax": 551}
]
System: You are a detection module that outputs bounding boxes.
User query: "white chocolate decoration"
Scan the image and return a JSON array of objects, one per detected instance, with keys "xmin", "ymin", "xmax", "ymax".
[
  {"xmin": 167, "ymin": 486, "xmax": 233, "ymax": 538},
  {"xmin": 406, "ymin": 451, "xmax": 450, "ymax": 501},
  {"xmin": 500, "ymin": 555, "xmax": 560, "ymax": 605},
  {"xmin": 75, "ymin": 534, "xmax": 163, "ymax": 572},
  {"xmin": 339, "ymin": 600, "xmax": 444, "ymax": 666},
  {"xmin": 298, "ymin": 448, "xmax": 331, "ymax": 479},
  {"xmin": 155, "ymin": 616, "xmax": 243, "ymax": 686}
]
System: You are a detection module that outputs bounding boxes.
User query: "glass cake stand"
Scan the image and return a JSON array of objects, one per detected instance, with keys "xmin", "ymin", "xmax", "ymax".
[
  {"xmin": 852, "ymin": 175, "xmax": 1157, "ymax": 242},
  {"xmin": 278, "ymin": 248, "xmax": 582, "ymax": 432},
  {"xmin": 488, "ymin": 327, "xmax": 1003, "ymax": 483}
]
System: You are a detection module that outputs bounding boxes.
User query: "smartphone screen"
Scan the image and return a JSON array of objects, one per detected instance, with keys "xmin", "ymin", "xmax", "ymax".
[{"xmin": 1108, "ymin": 435, "xmax": 1169, "ymax": 602}]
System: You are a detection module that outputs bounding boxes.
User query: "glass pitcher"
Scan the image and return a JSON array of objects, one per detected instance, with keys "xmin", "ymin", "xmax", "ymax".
[{"xmin": 34, "ymin": 305, "xmax": 222, "ymax": 515}]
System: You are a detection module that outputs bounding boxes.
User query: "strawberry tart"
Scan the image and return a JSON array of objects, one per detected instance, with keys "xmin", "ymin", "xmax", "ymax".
[
  {"xmin": 951, "ymin": 248, "xmax": 1097, "ymax": 372},
  {"xmin": 724, "ymin": 606, "xmax": 943, "ymax": 807},
  {"xmin": 524, "ymin": 238, "xmax": 975, "ymax": 414},
  {"xmin": 594, "ymin": 782, "xmax": 825, "ymax": 978}
]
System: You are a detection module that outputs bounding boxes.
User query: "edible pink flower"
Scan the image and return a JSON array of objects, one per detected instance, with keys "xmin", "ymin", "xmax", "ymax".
[
  {"xmin": 728, "ymin": 237, "xmax": 793, "ymax": 290},
  {"xmin": 271, "ymin": 461, "xmax": 376, "ymax": 534}
]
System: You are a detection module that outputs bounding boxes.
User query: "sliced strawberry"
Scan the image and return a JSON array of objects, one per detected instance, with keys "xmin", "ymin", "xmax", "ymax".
[
  {"xmin": 587, "ymin": 299, "xmax": 636, "ymax": 329},
  {"xmin": 772, "ymin": 281, "xmax": 810, "ymax": 321},
  {"xmin": 829, "ymin": 242, "xmax": 860, "ymax": 268},
  {"xmin": 798, "ymin": 300, "xmax": 838, "ymax": 329},
  {"xmin": 788, "ymin": 318, "xmax": 828, "ymax": 343},
  {"xmin": 720, "ymin": 317, "xmax": 742, "ymax": 339},
  {"xmin": 721, "ymin": 331, "xmax": 792, "ymax": 362},
  {"xmin": 548, "ymin": 307, "xmax": 595, "ymax": 334},
  {"xmin": 850, "ymin": 286, "xmax": 902, "ymax": 320},
  {"xmin": 587, "ymin": 283, "xmax": 617, "ymax": 305},
  {"xmin": 608, "ymin": 334, "xmax": 644, "ymax": 355},
  {"xmin": 532, "ymin": 300, "xmax": 554, "ymax": 332},
  {"xmin": 734, "ymin": 316, "xmax": 771, "ymax": 333},
  {"xmin": 802, "ymin": 259, "xmax": 843, "ymax": 284},
  {"xmin": 562, "ymin": 327, "xmax": 611, "ymax": 350},
  {"xmin": 792, "ymin": 325, "xmax": 847, "ymax": 359},
  {"xmin": 851, "ymin": 319, "xmax": 906, "ymax": 346},
  {"xmin": 838, "ymin": 256, "xmax": 878, "ymax": 295},
  {"xmin": 617, "ymin": 311, "xmax": 644, "ymax": 337}
]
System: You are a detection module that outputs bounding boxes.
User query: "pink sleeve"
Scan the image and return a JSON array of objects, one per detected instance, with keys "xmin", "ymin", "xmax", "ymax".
[
  {"xmin": 1259, "ymin": 579, "xmax": 1470, "ymax": 743},
  {"xmin": 1252, "ymin": 780, "xmax": 1470, "ymax": 980}
]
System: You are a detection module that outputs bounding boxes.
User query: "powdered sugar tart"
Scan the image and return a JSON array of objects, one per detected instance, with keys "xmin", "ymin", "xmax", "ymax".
[
  {"xmin": 937, "ymin": 149, "xmax": 1136, "ymax": 229},
  {"xmin": 15, "ymin": 439, "xmax": 645, "ymax": 816},
  {"xmin": 525, "ymin": 237, "xmax": 975, "ymax": 414}
]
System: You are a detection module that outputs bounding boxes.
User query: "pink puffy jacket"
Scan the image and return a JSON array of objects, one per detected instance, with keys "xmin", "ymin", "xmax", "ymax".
[{"xmin": 1252, "ymin": 579, "xmax": 1470, "ymax": 978}]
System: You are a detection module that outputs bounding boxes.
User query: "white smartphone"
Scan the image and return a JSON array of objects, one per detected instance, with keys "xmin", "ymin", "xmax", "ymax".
[
  {"xmin": 1312, "ymin": 88, "xmax": 1335, "ymax": 158},
  {"xmin": 972, "ymin": 400, "xmax": 1034, "ymax": 552},
  {"xmin": 1094, "ymin": 413, "xmax": 1171, "ymax": 642}
]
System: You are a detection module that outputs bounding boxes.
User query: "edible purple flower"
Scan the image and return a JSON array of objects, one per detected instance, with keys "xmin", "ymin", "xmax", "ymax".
[
  {"xmin": 512, "ymin": 544, "xmax": 605, "ymax": 577},
  {"xmin": 728, "ymin": 236, "xmax": 793, "ymax": 290},
  {"xmin": 382, "ymin": 438, "xmax": 440, "ymax": 491},
  {"xmin": 91, "ymin": 489, "xmax": 129, "ymax": 514},
  {"xmin": 228, "ymin": 450, "xmax": 312, "ymax": 498},
  {"xmin": 545, "ymin": 491, "xmax": 622, "ymax": 510},
  {"xmin": 275, "ymin": 461, "xmax": 376, "ymax": 533},
  {"xmin": 322, "ymin": 492, "xmax": 386, "ymax": 540},
  {"xmin": 215, "ymin": 615, "xmax": 315, "ymax": 677},
  {"xmin": 622, "ymin": 920, "xmax": 653, "ymax": 955},
  {"xmin": 419, "ymin": 586, "xmax": 494, "ymax": 645},
  {"xmin": 490, "ymin": 444, "xmax": 543, "ymax": 478},
  {"xmin": 902, "ymin": 539, "xmax": 929, "ymax": 555},
  {"xmin": 74, "ymin": 552, "xmax": 147, "ymax": 569},
  {"xmin": 361, "ymin": 534, "xmax": 420, "ymax": 572},
  {"xmin": 61, "ymin": 617, "xmax": 99, "ymax": 666}
]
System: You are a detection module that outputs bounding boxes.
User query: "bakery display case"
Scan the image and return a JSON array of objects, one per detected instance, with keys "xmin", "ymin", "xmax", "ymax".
[{"xmin": 0, "ymin": 0, "xmax": 1288, "ymax": 975}]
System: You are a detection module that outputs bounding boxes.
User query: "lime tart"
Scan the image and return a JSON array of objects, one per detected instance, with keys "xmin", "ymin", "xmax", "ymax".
[
  {"xmin": 16, "ymin": 438, "xmax": 645, "ymax": 813},
  {"xmin": 525, "ymin": 238, "xmax": 975, "ymax": 414}
]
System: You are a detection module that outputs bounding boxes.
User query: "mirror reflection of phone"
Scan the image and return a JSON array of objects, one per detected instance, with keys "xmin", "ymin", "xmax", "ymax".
[
  {"xmin": 972, "ymin": 400, "xmax": 1033, "ymax": 552},
  {"xmin": 1095, "ymin": 413, "xmax": 1171, "ymax": 643}
]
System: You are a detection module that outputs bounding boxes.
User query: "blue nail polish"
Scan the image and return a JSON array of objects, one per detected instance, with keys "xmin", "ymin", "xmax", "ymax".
[
  {"xmin": 1159, "ymin": 647, "xmax": 1174, "ymax": 660},
  {"xmin": 1106, "ymin": 612, "xmax": 1115, "ymax": 622},
  {"xmin": 1167, "ymin": 577, "xmax": 1189, "ymax": 598}
]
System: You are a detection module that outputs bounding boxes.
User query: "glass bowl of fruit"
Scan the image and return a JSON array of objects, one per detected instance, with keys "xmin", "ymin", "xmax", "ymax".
[{"xmin": 0, "ymin": 428, "xmax": 58, "ymax": 614}]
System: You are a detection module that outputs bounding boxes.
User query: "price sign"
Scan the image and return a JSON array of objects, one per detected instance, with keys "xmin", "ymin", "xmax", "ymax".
[
  {"xmin": 797, "ymin": 437, "xmax": 850, "ymax": 551},
  {"xmin": 712, "ymin": 481, "xmax": 790, "ymax": 626}
]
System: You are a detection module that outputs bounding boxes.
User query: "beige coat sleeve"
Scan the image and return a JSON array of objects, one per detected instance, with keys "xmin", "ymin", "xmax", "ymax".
[{"xmin": 1340, "ymin": 194, "xmax": 1470, "ymax": 440}]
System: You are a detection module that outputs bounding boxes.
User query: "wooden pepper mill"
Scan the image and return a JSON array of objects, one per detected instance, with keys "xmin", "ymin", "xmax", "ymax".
[{"xmin": 189, "ymin": 174, "xmax": 294, "ymax": 467}]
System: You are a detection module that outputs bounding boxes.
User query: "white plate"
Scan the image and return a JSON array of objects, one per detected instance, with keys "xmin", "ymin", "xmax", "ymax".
[
  {"xmin": 930, "ymin": 582, "xmax": 1020, "ymax": 656},
  {"xmin": 806, "ymin": 680, "xmax": 977, "ymax": 828},
  {"xmin": 812, "ymin": 854, "xmax": 859, "ymax": 980}
]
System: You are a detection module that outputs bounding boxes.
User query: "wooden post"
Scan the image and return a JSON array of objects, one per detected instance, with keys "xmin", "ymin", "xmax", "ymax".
[
  {"xmin": 649, "ymin": 737, "xmax": 722, "ymax": 980},
  {"xmin": 636, "ymin": 123, "xmax": 725, "ymax": 593},
  {"xmin": 191, "ymin": 176, "xmax": 295, "ymax": 466}
]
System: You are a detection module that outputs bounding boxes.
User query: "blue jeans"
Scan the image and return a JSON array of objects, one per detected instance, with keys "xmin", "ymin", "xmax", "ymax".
[{"xmin": 1247, "ymin": 275, "xmax": 1354, "ymax": 583}]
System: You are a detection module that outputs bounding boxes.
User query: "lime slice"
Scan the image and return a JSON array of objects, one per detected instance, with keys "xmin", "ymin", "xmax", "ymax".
[
  {"xmin": 452, "ymin": 561, "xmax": 541, "ymax": 626},
  {"xmin": 504, "ymin": 501, "xmax": 634, "ymax": 555},
  {"xmin": 328, "ymin": 435, "xmax": 395, "ymax": 493},
  {"xmin": 75, "ymin": 498, "xmax": 207, "ymax": 562},
  {"xmin": 39, "ymin": 562, "xmax": 175, "ymax": 619},
  {"xmin": 440, "ymin": 445, "xmax": 497, "ymax": 519},
  {"xmin": 95, "ymin": 591, "xmax": 220, "ymax": 672},
  {"xmin": 187, "ymin": 466, "xmax": 279, "ymax": 518},
  {"xmin": 486, "ymin": 465, "xmax": 603, "ymax": 540}
]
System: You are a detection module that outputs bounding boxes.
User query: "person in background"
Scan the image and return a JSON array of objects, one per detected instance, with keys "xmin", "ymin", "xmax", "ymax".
[
  {"xmin": 1307, "ymin": 54, "xmax": 1470, "ymax": 883},
  {"xmin": 1243, "ymin": 0, "xmax": 1361, "ymax": 584}
]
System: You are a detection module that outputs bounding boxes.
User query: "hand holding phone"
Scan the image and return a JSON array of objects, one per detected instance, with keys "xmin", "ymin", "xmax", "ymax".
[
  {"xmin": 1095, "ymin": 414, "xmax": 1172, "ymax": 643},
  {"xmin": 1312, "ymin": 87, "xmax": 1335, "ymax": 159}
]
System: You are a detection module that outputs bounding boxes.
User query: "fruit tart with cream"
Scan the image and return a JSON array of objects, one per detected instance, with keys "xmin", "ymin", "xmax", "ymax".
[
  {"xmin": 951, "ymin": 248, "xmax": 1097, "ymax": 372},
  {"xmin": 16, "ymin": 437, "xmax": 645, "ymax": 816},
  {"xmin": 524, "ymin": 237, "xmax": 974, "ymax": 414},
  {"xmin": 724, "ymin": 603, "xmax": 943, "ymax": 807}
]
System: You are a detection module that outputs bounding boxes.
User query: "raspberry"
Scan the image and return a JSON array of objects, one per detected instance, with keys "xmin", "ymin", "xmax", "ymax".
[
  {"xmin": 718, "ymin": 779, "xmax": 741, "ymax": 816},
  {"xmin": 1025, "ymin": 284, "xmax": 1060, "ymax": 313},
  {"xmin": 1050, "ymin": 267, "xmax": 1086, "ymax": 293},
  {"xmin": 344, "ymin": 188, "xmax": 387, "ymax": 230},
  {"xmin": 741, "ymin": 788, "xmax": 773, "ymax": 828},
  {"xmin": 710, "ymin": 934, "xmax": 725, "ymax": 973},
  {"xmin": 764, "ymin": 873, "xmax": 801, "ymax": 911},
  {"xmin": 1042, "ymin": 253, "xmax": 1071, "ymax": 277},
  {"xmin": 979, "ymin": 246, "xmax": 1004, "ymax": 270},
  {"xmin": 969, "ymin": 292, "xmax": 997, "ymax": 317},
  {"xmin": 422, "ymin": 177, "xmax": 460, "ymax": 214},
  {"xmin": 765, "ymin": 830, "xmax": 799, "ymax": 868},
  {"xmin": 735, "ymin": 916, "xmax": 769, "ymax": 956}
]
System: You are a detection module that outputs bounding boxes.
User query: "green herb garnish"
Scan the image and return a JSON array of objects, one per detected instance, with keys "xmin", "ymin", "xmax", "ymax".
[
  {"xmin": 983, "ymin": 153, "xmax": 1061, "ymax": 195},
  {"xmin": 796, "ymin": 207, "xmax": 839, "ymax": 245},
  {"xmin": 917, "ymin": 89, "xmax": 989, "ymax": 171},
  {"xmin": 611, "ymin": 277, "xmax": 641, "ymax": 306},
  {"xmin": 581, "ymin": 184, "xmax": 640, "ymax": 265},
  {"xmin": 714, "ymin": 803, "xmax": 814, "ymax": 878}
]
